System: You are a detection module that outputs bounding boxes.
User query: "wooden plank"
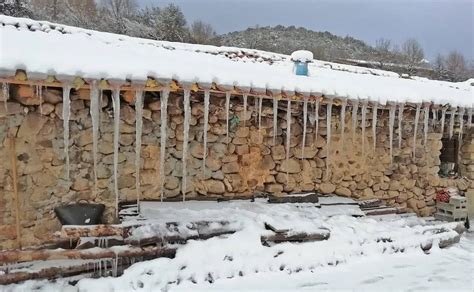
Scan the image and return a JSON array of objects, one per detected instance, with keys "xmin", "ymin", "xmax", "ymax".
[{"xmin": 0, "ymin": 246, "xmax": 176, "ymax": 265}]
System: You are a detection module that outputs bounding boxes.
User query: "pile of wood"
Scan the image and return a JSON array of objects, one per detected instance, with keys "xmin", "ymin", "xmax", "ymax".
[{"xmin": 0, "ymin": 220, "xmax": 238, "ymax": 285}]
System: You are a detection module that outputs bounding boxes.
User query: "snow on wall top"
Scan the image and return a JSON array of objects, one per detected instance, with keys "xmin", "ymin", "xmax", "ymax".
[{"xmin": 0, "ymin": 15, "xmax": 472, "ymax": 108}]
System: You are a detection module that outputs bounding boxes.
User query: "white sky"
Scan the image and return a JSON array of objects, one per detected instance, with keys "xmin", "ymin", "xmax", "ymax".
[{"xmin": 138, "ymin": 0, "xmax": 474, "ymax": 61}]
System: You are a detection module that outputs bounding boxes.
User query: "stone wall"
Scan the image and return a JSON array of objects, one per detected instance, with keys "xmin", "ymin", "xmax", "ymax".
[{"xmin": 0, "ymin": 84, "xmax": 473, "ymax": 249}]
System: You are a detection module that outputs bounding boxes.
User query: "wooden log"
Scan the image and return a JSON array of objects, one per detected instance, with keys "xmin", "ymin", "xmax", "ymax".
[
  {"xmin": 0, "ymin": 247, "xmax": 176, "ymax": 285},
  {"xmin": 268, "ymin": 193, "xmax": 319, "ymax": 204},
  {"xmin": 60, "ymin": 224, "xmax": 138, "ymax": 239},
  {"xmin": 0, "ymin": 246, "xmax": 176, "ymax": 264},
  {"xmin": 261, "ymin": 231, "xmax": 330, "ymax": 245}
]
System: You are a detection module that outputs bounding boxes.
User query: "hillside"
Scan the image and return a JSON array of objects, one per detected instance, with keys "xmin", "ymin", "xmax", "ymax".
[{"xmin": 217, "ymin": 25, "xmax": 406, "ymax": 65}]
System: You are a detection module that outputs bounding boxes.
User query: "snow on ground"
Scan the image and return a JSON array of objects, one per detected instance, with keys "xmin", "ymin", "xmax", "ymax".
[
  {"xmin": 1, "ymin": 199, "xmax": 471, "ymax": 292},
  {"xmin": 0, "ymin": 15, "xmax": 472, "ymax": 107}
]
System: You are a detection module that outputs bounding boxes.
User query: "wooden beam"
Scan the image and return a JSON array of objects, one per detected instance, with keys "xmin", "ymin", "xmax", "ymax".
[
  {"xmin": 0, "ymin": 247, "xmax": 176, "ymax": 284},
  {"xmin": 0, "ymin": 245, "xmax": 176, "ymax": 265}
]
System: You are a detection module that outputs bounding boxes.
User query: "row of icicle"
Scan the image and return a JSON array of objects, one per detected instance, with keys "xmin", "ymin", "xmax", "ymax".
[{"xmin": 1, "ymin": 82, "xmax": 473, "ymax": 216}]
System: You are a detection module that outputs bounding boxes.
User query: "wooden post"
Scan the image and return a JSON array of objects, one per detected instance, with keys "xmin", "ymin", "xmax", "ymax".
[{"xmin": 9, "ymin": 137, "xmax": 21, "ymax": 249}]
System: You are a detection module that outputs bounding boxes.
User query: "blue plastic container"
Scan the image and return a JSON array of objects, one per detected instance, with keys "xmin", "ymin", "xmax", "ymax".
[{"xmin": 294, "ymin": 61, "xmax": 309, "ymax": 76}]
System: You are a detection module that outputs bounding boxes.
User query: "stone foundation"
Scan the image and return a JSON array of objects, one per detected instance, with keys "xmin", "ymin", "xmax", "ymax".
[{"xmin": 1, "ymin": 84, "xmax": 473, "ymax": 249}]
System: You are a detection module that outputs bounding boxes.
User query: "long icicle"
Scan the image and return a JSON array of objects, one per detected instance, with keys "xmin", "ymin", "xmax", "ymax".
[
  {"xmin": 258, "ymin": 96, "xmax": 263, "ymax": 138},
  {"xmin": 202, "ymin": 90, "xmax": 210, "ymax": 173},
  {"xmin": 372, "ymin": 102, "xmax": 378, "ymax": 151},
  {"xmin": 135, "ymin": 89, "xmax": 144, "ymax": 211},
  {"xmin": 182, "ymin": 88, "xmax": 191, "ymax": 201},
  {"xmin": 398, "ymin": 103, "xmax": 405, "ymax": 148},
  {"xmin": 361, "ymin": 101, "xmax": 368, "ymax": 156},
  {"xmin": 2, "ymin": 83, "xmax": 8, "ymax": 112},
  {"xmin": 301, "ymin": 97, "xmax": 308, "ymax": 159},
  {"xmin": 285, "ymin": 99, "xmax": 291, "ymax": 179},
  {"xmin": 243, "ymin": 94, "xmax": 248, "ymax": 127},
  {"xmin": 412, "ymin": 104, "xmax": 421, "ymax": 159},
  {"xmin": 273, "ymin": 98, "xmax": 278, "ymax": 145},
  {"xmin": 225, "ymin": 92, "xmax": 231, "ymax": 142},
  {"xmin": 326, "ymin": 102, "xmax": 333, "ymax": 175},
  {"xmin": 388, "ymin": 105, "xmax": 396, "ymax": 164},
  {"xmin": 440, "ymin": 108, "xmax": 447, "ymax": 137},
  {"xmin": 159, "ymin": 89, "xmax": 170, "ymax": 202},
  {"xmin": 448, "ymin": 108, "xmax": 456, "ymax": 139},
  {"xmin": 62, "ymin": 84, "xmax": 71, "ymax": 180},
  {"xmin": 351, "ymin": 100, "xmax": 359, "ymax": 142},
  {"xmin": 111, "ymin": 88, "xmax": 121, "ymax": 218},
  {"xmin": 89, "ymin": 81, "xmax": 100, "ymax": 195},
  {"xmin": 468, "ymin": 107, "xmax": 472, "ymax": 129},
  {"xmin": 340, "ymin": 99, "xmax": 347, "ymax": 147},
  {"xmin": 458, "ymin": 107, "xmax": 465, "ymax": 148},
  {"xmin": 314, "ymin": 98, "xmax": 320, "ymax": 142},
  {"xmin": 37, "ymin": 85, "xmax": 43, "ymax": 115},
  {"xmin": 423, "ymin": 105, "xmax": 429, "ymax": 147}
]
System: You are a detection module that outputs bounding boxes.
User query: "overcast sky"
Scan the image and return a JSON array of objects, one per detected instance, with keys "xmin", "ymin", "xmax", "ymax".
[{"xmin": 138, "ymin": 0, "xmax": 474, "ymax": 61}]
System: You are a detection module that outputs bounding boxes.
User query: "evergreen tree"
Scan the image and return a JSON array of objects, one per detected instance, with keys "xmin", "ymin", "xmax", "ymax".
[{"xmin": 156, "ymin": 4, "xmax": 189, "ymax": 42}]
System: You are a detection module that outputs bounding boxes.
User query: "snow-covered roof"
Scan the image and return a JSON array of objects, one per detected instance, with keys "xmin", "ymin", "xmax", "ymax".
[{"xmin": 0, "ymin": 15, "xmax": 472, "ymax": 108}]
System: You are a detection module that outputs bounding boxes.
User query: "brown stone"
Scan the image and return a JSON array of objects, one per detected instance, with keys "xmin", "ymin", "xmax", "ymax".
[
  {"xmin": 319, "ymin": 183, "xmax": 336, "ymax": 194},
  {"xmin": 204, "ymin": 180, "xmax": 226, "ymax": 194},
  {"xmin": 271, "ymin": 145, "xmax": 286, "ymax": 160},
  {"xmin": 265, "ymin": 184, "xmax": 283, "ymax": 193},
  {"xmin": 235, "ymin": 127, "xmax": 250, "ymax": 138},
  {"xmin": 222, "ymin": 161, "xmax": 240, "ymax": 174},
  {"xmin": 280, "ymin": 159, "xmax": 301, "ymax": 174},
  {"xmin": 335, "ymin": 187, "xmax": 351, "ymax": 197}
]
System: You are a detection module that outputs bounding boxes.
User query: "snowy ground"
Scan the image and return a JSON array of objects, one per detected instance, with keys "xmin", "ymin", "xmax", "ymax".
[{"xmin": 1, "ymin": 199, "xmax": 472, "ymax": 292}]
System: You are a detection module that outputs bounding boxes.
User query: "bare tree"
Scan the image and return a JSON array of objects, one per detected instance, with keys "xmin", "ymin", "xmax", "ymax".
[
  {"xmin": 444, "ymin": 51, "xmax": 468, "ymax": 82},
  {"xmin": 190, "ymin": 20, "xmax": 217, "ymax": 45},
  {"xmin": 402, "ymin": 38, "xmax": 424, "ymax": 64},
  {"xmin": 375, "ymin": 38, "xmax": 391, "ymax": 52},
  {"xmin": 99, "ymin": 0, "xmax": 137, "ymax": 34}
]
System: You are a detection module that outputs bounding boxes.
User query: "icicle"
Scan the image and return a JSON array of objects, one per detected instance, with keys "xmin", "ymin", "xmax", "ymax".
[
  {"xmin": 301, "ymin": 97, "xmax": 308, "ymax": 159},
  {"xmin": 36, "ymin": 85, "xmax": 43, "ymax": 115},
  {"xmin": 254, "ymin": 97, "xmax": 259, "ymax": 124},
  {"xmin": 112, "ymin": 88, "xmax": 121, "ymax": 217},
  {"xmin": 225, "ymin": 92, "xmax": 231, "ymax": 142},
  {"xmin": 431, "ymin": 108, "xmax": 438, "ymax": 128},
  {"xmin": 202, "ymin": 90, "xmax": 210, "ymax": 173},
  {"xmin": 468, "ymin": 107, "xmax": 472, "ymax": 129},
  {"xmin": 412, "ymin": 104, "xmax": 421, "ymax": 158},
  {"xmin": 326, "ymin": 102, "xmax": 333, "ymax": 174},
  {"xmin": 182, "ymin": 88, "xmax": 191, "ymax": 201},
  {"xmin": 388, "ymin": 105, "xmax": 396, "ymax": 164},
  {"xmin": 2, "ymin": 83, "xmax": 8, "ymax": 112},
  {"xmin": 423, "ymin": 105, "xmax": 430, "ymax": 147},
  {"xmin": 258, "ymin": 96, "xmax": 263, "ymax": 136},
  {"xmin": 351, "ymin": 100, "xmax": 359, "ymax": 142},
  {"xmin": 361, "ymin": 101, "xmax": 368, "ymax": 156},
  {"xmin": 398, "ymin": 103, "xmax": 405, "ymax": 148},
  {"xmin": 135, "ymin": 90, "xmax": 144, "ymax": 211},
  {"xmin": 285, "ymin": 99, "xmax": 291, "ymax": 178},
  {"xmin": 243, "ymin": 94, "xmax": 248, "ymax": 127},
  {"xmin": 314, "ymin": 98, "xmax": 320, "ymax": 140},
  {"xmin": 273, "ymin": 98, "xmax": 278, "ymax": 145},
  {"xmin": 458, "ymin": 107, "xmax": 465, "ymax": 141},
  {"xmin": 448, "ymin": 109, "xmax": 456, "ymax": 139},
  {"xmin": 340, "ymin": 99, "xmax": 347, "ymax": 146},
  {"xmin": 90, "ymin": 81, "xmax": 100, "ymax": 195},
  {"xmin": 159, "ymin": 89, "xmax": 170, "ymax": 202},
  {"xmin": 440, "ymin": 108, "xmax": 447, "ymax": 137},
  {"xmin": 62, "ymin": 85, "xmax": 71, "ymax": 180},
  {"xmin": 372, "ymin": 102, "xmax": 378, "ymax": 150}
]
